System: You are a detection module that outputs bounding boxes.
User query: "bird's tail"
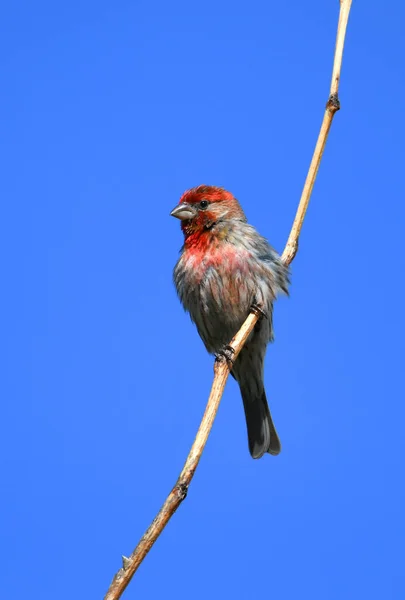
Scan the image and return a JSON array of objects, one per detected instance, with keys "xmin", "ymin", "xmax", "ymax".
[{"xmin": 240, "ymin": 384, "xmax": 281, "ymax": 459}]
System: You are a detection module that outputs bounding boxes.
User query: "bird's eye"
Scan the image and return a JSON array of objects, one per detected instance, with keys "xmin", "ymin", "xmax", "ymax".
[{"xmin": 199, "ymin": 200, "xmax": 209, "ymax": 210}]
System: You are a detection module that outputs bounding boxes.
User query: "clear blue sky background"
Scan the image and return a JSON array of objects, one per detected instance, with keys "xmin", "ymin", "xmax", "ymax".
[{"xmin": 1, "ymin": 1, "xmax": 405, "ymax": 598}]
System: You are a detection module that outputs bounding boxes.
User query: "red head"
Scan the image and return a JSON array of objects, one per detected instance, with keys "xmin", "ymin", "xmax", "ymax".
[{"xmin": 170, "ymin": 185, "xmax": 245, "ymax": 238}]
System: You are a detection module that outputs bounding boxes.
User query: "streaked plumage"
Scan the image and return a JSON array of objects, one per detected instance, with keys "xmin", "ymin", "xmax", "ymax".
[{"xmin": 171, "ymin": 185, "xmax": 289, "ymax": 458}]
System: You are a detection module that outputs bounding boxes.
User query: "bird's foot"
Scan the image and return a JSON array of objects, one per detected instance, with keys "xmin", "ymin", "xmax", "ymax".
[
  {"xmin": 215, "ymin": 344, "xmax": 235, "ymax": 368},
  {"xmin": 250, "ymin": 303, "xmax": 268, "ymax": 320}
]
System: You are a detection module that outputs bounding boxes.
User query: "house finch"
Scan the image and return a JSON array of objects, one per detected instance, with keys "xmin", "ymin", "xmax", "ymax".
[{"xmin": 171, "ymin": 185, "xmax": 289, "ymax": 458}]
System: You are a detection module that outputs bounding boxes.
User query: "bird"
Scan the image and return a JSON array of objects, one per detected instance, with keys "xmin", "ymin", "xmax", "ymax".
[{"xmin": 171, "ymin": 185, "xmax": 289, "ymax": 458}]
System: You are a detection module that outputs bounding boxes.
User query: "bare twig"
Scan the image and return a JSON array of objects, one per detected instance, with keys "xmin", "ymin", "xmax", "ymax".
[
  {"xmin": 282, "ymin": 0, "xmax": 352, "ymax": 265},
  {"xmin": 104, "ymin": 313, "xmax": 260, "ymax": 600},
  {"xmin": 104, "ymin": 2, "xmax": 352, "ymax": 598}
]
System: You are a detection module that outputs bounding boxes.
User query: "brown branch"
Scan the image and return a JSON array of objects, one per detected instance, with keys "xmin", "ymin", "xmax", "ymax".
[
  {"xmin": 282, "ymin": 0, "xmax": 352, "ymax": 265},
  {"xmin": 104, "ymin": 2, "xmax": 352, "ymax": 598},
  {"xmin": 104, "ymin": 312, "xmax": 260, "ymax": 600}
]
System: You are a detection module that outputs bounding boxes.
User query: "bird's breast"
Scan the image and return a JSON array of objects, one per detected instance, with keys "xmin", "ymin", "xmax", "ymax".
[
  {"xmin": 174, "ymin": 239, "xmax": 276, "ymax": 353},
  {"xmin": 180, "ymin": 244, "xmax": 256, "ymax": 316}
]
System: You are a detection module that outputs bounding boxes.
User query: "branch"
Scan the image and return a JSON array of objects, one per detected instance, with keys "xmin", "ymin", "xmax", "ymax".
[
  {"xmin": 282, "ymin": 0, "xmax": 352, "ymax": 265},
  {"xmin": 104, "ymin": 2, "xmax": 352, "ymax": 598},
  {"xmin": 104, "ymin": 313, "xmax": 260, "ymax": 600}
]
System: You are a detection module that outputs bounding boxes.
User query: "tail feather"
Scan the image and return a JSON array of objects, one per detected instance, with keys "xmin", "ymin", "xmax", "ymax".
[
  {"xmin": 241, "ymin": 386, "xmax": 281, "ymax": 459},
  {"xmin": 231, "ymin": 342, "xmax": 281, "ymax": 459}
]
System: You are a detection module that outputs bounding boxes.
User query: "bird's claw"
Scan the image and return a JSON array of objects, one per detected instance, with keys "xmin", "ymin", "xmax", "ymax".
[
  {"xmin": 250, "ymin": 303, "xmax": 268, "ymax": 319},
  {"xmin": 215, "ymin": 344, "xmax": 235, "ymax": 368}
]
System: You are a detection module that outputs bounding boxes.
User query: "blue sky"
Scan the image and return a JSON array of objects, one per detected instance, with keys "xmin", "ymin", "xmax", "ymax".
[{"xmin": 1, "ymin": 1, "xmax": 405, "ymax": 598}]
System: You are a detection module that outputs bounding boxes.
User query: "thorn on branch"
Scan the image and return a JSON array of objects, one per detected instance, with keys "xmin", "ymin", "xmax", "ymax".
[
  {"xmin": 122, "ymin": 556, "xmax": 131, "ymax": 571},
  {"xmin": 327, "ymin": 93, "xmax": 340, "ymax": 112},
  {"xmin": 175, "ymin": 482, "xmax": 188, "ymax": 501}
]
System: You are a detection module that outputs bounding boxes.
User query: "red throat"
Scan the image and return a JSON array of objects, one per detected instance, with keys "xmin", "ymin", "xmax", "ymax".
[
  {"xmin": 183, "ymin": 227, "xmax": 215, "ymax": 253},
  {"xmin": 177, "ymin": 185, "xmax": 246, "ymax": 245}
]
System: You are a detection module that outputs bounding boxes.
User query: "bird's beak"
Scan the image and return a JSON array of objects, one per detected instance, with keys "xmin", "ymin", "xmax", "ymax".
[{"xmin": 170, "ymin": 203, "xmax": 197, "ymax": 220}]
